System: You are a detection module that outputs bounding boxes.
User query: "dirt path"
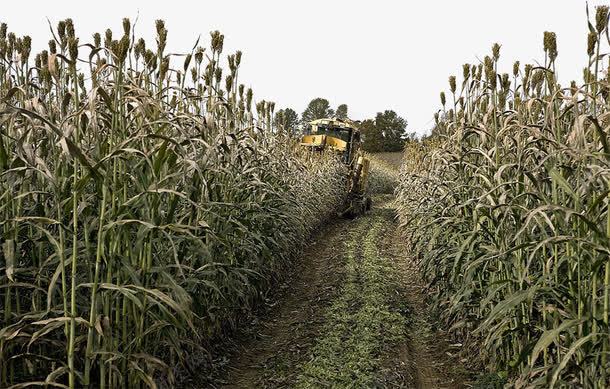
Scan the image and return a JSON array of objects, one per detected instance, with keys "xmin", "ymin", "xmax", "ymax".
[{"xmin": 214, "ymin": 196, "xmax": 468, "ymax": 388}]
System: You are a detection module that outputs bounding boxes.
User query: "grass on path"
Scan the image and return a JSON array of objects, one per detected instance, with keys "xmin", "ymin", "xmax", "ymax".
[{"xmin": 294, "ymin": 215, "xmax": 406, "ymax": 388}]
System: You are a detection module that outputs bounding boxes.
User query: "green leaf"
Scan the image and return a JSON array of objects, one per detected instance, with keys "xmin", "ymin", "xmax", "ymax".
[{"xmin": 530, "ymin": 318, "xmax": 582, "ymax": 367}]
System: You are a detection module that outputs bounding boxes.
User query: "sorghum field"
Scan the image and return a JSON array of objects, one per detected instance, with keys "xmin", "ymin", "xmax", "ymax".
[
  {"xmin": 397, "ymin": 5, "xmax": 610, "ymax": 388},
  {"xmin": 3, "ymin": 4, "xmax": 610, "ymax": 389},
  {"xmin": 0, "ymin": 19, "xmax": 346, "ymax": 388}
]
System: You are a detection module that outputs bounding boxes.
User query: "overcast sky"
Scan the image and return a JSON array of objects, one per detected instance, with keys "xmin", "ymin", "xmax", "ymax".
[{"xmin": 2, "ymin": 0, "xmax": 608, "ymax": 134}]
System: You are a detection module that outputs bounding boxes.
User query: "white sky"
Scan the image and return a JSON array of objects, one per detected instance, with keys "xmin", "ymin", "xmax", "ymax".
[{"xmin": 2, "ymin": 0, "xmax": 608, "ymax": 134}]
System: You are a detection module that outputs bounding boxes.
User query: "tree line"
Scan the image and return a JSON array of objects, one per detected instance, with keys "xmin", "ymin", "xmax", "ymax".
[{"xmin": 274, "ymin": 97, "xmax": 410, "ymax": 152}]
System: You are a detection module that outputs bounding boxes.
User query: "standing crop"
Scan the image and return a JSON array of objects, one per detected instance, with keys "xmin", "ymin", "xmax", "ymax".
[
  {"xmin": 397, "ymin": 6, "xmax": 610, "ymax": 388},
  {"xmin": 0, "ymin": 20, "xmax": 345, "ymax": 388}
]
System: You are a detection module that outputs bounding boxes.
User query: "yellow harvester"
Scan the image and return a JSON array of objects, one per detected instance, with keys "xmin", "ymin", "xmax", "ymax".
[{"xmin": 300, "ymin": 118, "xmax": 372, "ymax": 217}]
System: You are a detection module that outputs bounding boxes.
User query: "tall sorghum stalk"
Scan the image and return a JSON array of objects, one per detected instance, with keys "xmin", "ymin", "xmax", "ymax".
[
  {"xmin": 397, "ymin": 6, "xmax": 610, "ymax": 388},
  {"xmin": 0, "ymin": 19, "xmax": 346, "ymax": 388}
]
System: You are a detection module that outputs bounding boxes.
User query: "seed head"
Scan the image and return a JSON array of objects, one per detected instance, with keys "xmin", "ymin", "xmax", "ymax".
[
  {"xmin": 7, "ymin": 32, "xmax": 15, "ymax": 47},
  {"xmin": 14, "ymin": 37, "xmax": 22, "ymax": 57},
  {"xmin": 440, "ymin": 91, "xmax": 446, "ymax": 106},
  {"xmin": 203, "ymin": 63, "xmax": 212, "ymax": 85},
  {"xmin": 41, "ymin": 50, "xmax": 48, "ymax": 66},
  {"xmin": 6, "ymin": 34, "xmax": 14, "ymax": 58},
  {"xmin": 0, "ymin": 23, "xmax": 7, "ymax": 40},
  {"xmin": 92, "ymin": 32, "xmax": 101, "ymax": 47},
  {"xmin": 484, "ymin": 56, "xmax": 493, "ymax": 73},
  {"xmin": 65, "ymin": 18, "xmax": 75, "ymax": 38},
  {"xmin": 134, "ymin": 38, "xmax": 145, "ymax": 59},
  {"xmin": 144, "ymin": 49, "xmax": 156, "ymax": 70},
  {"xmin": 218, "ymin": 35, "xmax": 224, "ymax": 53},
  {"xmin": 532, "ymin": 70, "xmax": 544, "ymax": 88},
  {"xmin": 228, "ymin": 54, "xmax": 235, "ymax": 73},
  {"xmin": 501, "ymin": 73, "xmax": 510, "ymax": 90},
  {"xmin": 492, "ymin": 43, "xmax": 501, "ymax": 61},
  {"xmin": 157, "ymin": 27, "xmax": 167, "ymax": 54},
  {"xmin": 123, "ymin": 18, "xmax": 131, "ymax": 36},
  {"xmin": 22, "ymin": 35, "xmax": 31, "ymax": 62},
  {"xmin": 246, "ymin": 87, "xmax": 253, "ymax": 111},
  {"xmin": 110, "ymin": 39, "xmax": 119, "ymax": 58},
  {"xmin": 462, "ymin": 64, "xmax": 470, "ymax": 80},
  {"xmin": 57, "ymin": 21, "xmax": 66, "ymax": 41},
  {"xmin": 104, "ymin": 29, "xmax": 112, "ymax": 48},
  {"xmin": 210, "ymin": 30, "xmax": 224, "ymax": 54},
  {"xmin": 587, "ymin": 32, "xmax": 597, "ymax": 56},
  {"xmin": 155, "ymin": 20, "xmax": 165, "ymax": 35},
  {"xmin": 48, "ymin": 39, "xmax": 57, "ymax": 54},
  {"xmin": 484, "ymin": 56, "xmax": 496, "ymax": 87},
  {"xmin": 215, "ymin": 67, "xmax": 222, "ymax": 85},
  {"xmin": 256, "ymin": 100, "xmax": 265, "ymax": 116},
  {"xmin": 513, "ymin": 61, "xmax": 520, "ymax": 77},
  {"xmin": 118, "ymin": 35, "xmax": 130, "ymax": 62},
  {"xmin": 239, "ymin": 84, "xmax": 244, "ymax": 98},
  {"xmin": 225, "ymin": 74, "xmax": 233, "ymax": 93},
  {"xmin": 449, "ymin": 75, "xmax": 456, "ymax": 93},
  {"xmin": 210, "ymin": 30, "xmax": 219, "ymax": 52},
  {"xmin": 195, "ymin": 47, "xmax": 204, "ymax": 64},
  {"xmin": 596, "ymin": 5, "xmax": 609, "ymax": 33},
  {"xmin": 543, "ymin": 31, "xmax": 558, "ymax": 61},
  {"xmin": 235, "ymin": 50, "xmax": 242, "ymax": 67},
  {"xmin": 191, "ymin": 67, "xmax": 197, "ymax": 83}
]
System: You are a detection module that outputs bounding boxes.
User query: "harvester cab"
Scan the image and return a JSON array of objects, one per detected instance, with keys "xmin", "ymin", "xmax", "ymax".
[{"xmin": 300, "ymin": 118, "xmax": 372, "ymax": 217}]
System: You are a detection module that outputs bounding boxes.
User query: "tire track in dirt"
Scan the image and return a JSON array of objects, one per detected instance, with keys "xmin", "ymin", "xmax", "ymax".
[
  {"xmin": 219, "ymin": 215, "xmax": 353, "ymax": 388},
  {"xmin": 377, "ymin": 200, "xmax": 468, "ymax": 388},
  {"xmin": 214, "ymin": 196, "xmax": 468, "ymax": 388}
]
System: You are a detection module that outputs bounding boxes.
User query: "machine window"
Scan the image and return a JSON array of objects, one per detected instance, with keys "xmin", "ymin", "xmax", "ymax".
[{"xmin": 315, "ymin": 126, "xmax": 351, "ymax": 142}]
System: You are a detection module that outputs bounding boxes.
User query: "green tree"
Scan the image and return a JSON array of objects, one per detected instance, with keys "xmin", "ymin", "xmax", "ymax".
[
  {"xmin": 274, "ymin": 108, "xmax": 299, "ymax": 134},
  {"xmin": 360, "ymin": 119, "xmax": 384, "ymax": 152},
  {"xmin": 375, "ymin": 110, "xmax": 407, "ymax": 151},
  {"xmin": 301, "ymin": 97, "xmax": 334, "ymax": 124},
  {"xmin": 336, "ymin": 104, "xmax": 348, "ymax": 119}
]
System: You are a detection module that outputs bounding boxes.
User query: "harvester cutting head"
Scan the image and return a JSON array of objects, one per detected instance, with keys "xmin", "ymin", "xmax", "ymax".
[{"xmin": 300, "ymin": 118, "xmax": 372, "ymax": 217}]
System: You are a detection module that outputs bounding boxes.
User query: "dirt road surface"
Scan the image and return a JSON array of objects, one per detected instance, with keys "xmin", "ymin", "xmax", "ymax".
[{"xmin": 208, "ymin": 196, "xmax": 468, "ymax": 388}]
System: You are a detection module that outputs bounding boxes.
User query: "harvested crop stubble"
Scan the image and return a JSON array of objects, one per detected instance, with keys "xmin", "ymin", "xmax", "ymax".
[
  {"xmin": 396, "ymin": 6, "xmax": 610, "ymax": 388},
  {"xmin": 0, "ymin": 19, "xmax": 345, "ymax": 388}
]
